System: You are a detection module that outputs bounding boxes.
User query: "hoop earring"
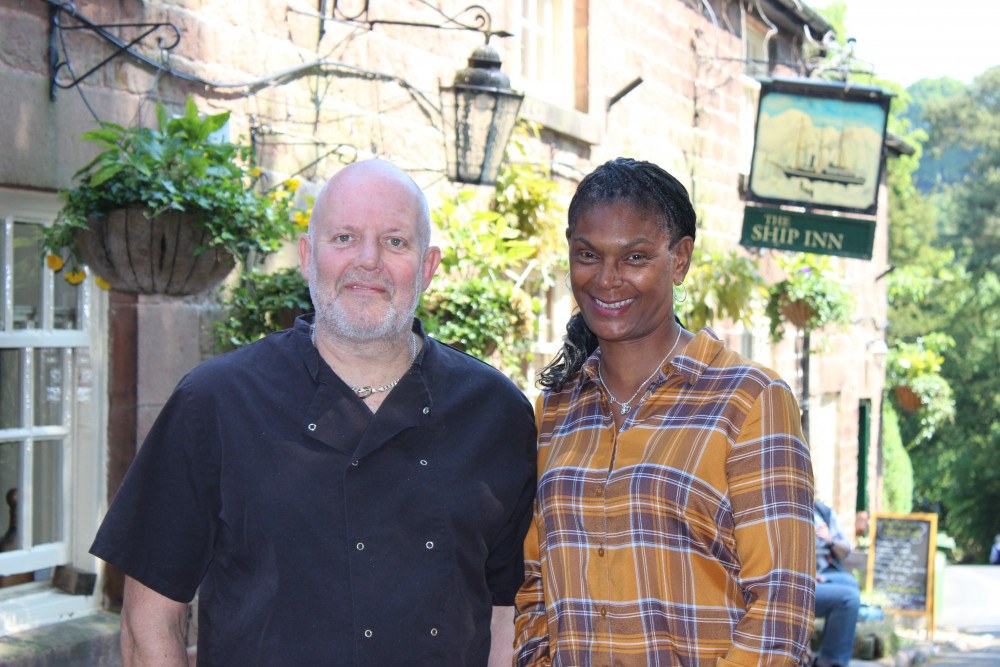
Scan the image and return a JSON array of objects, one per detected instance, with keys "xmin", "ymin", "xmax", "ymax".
[
  {"xmin": 673, "ymin": 282, "xmax": 687, "ymax": 303},
  {"xmin": 563, "ymin": 273, "xmax": 572, "ymax": 291}
]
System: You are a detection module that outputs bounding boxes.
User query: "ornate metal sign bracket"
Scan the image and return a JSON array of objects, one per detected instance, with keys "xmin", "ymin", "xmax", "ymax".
[
  {"xmin": 46, "ymin": 0, "xmax": 180, "ymax": 101},
  {"xmin": 301, "ymin": 0, "xmax": 511, "ymax": 42}
]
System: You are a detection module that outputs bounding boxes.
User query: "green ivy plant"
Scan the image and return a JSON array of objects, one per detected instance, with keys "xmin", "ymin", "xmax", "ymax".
[
  {"xmin": 679, "ymin": 248, "xmax": 765, "ymax": 331},
  {"xmin": 765, "ymin": 253, "xmax": 855, "ymax": 342},
  {"xmin": 43, "ymin": 95, "xmax": 299, "ymax": 276}
]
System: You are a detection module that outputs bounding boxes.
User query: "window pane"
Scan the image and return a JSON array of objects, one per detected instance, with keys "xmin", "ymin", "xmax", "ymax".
[
  {"xmin": 34, "ymin": 348, "xmax": 65, "ymax": 427},
  {"xmin": 0, "ymin": 442, "xmax": 22, "ymax": 552},
  {"xmin": 53, "ymin": 270, "xmax": 80, "ymax": 329},
  {"xmin": 13, "ymin": 223, "xmax": 43, "ymax": 330},
  {"xmin": 0, "ymin": 350, "xmax": 24, "ymax": 429},
  {"xmin": 32, "ymin": 440, "xmax": 63, "ymax": 546}
]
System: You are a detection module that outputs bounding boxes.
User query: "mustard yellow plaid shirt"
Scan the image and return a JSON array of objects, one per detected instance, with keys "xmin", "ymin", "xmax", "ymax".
[{"xmin": 514, "ymin": 329, "xmax": 815, "ymax": 666}]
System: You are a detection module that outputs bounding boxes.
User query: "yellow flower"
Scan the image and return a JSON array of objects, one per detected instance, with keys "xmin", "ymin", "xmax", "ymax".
[
  {"xmin": 46, "ymin": 254, "xmax": 65, "ymax": 271},
  {"xmin": 95, "ymin": 276, "xmax": 111, "ymax": 290},
  {"xmin": 250, "ymin": 166, "xmax": 263, "ymax": 178},
  {"xmin": 268, "ymin": 189, "xmax": 290, "ymax": 202},
  {"xmin": 65, "ymin": 269, "xmax": 86, "ymax": 285},
  {"xmin": 284, "ymin": 178, "xmax": 301, "ymax": 193},
  {"xmin": 294, "ymin": 209, "xmax": 311, "ymax": 227}
]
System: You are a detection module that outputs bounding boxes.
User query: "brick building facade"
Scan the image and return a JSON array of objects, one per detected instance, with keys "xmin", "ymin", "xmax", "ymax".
[{"xmin": 0, "ymin": 0, "xmax": 892, "ymax": 661}]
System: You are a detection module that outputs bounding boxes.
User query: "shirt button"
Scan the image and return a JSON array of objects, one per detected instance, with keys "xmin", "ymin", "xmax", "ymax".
[
  {"xmin": 351, "ymin": 459, "xmax": 359, "ymax": 466},
  {"xmin": 356, "ymin": 542, "xmax": 365, "ymax": 550},
  {"xmin": 595, "ymin": 485, "xmax": 604, "ymax": 497},
  {"xmin": 430, "ymin": 628, "xmax": 438, "ymax": 637},
  {"xmin": 599, "ymin": 606, "xmax": 607, "ymax": 617},
  {"xmin": 598, "ymin": 547, "xmax": 605, "ymax": 557},
  {"xmin": 422, "ymin": 406, "xmax": 430, "ymax": 414},
  {"xmin": 419, "ymin": 459, "xmax": 428, "ymax": 466},
  {"xmin": 364, "ymin": 629, "xmax": 373, "ymax": 638},
  {"xmin": 307, "ymin": 423, "xmax": 317, "ymax": 431},
  {"xmin": 426, "ymin": 541, "xmax": 434, "ymax": 549}
]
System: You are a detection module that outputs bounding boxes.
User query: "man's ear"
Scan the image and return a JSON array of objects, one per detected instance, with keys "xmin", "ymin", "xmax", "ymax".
[
  {"xmin": 298, "ymin": 234, "xmax": 312, "ymax": 281},
  {"xmin": 421, "ymin": 246, "xmax": 442, "ymax": 291}
]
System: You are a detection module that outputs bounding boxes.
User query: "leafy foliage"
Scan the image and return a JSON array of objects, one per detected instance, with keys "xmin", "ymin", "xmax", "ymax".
[
  {"xmin": 492, "ymin": 122, "xmax": 566, "ymax": 280},
  {"xmin": 764, "ymin": 253, "xmax": 855, "ymax": 342},
  {"xmin": 214, "ymin": 267, "xmax": 312, "ymax": 351},
  {"xmin": 44, "ymin": 95, "xmax": 300, "ymax": 273},
  {"xmin": 678, "ymin": 248, "xmax": 765, "ymax": 331},
  {"xmin": 887, "ymin": 67, "xmax": 1000, "ymax": 560},
  {"xmin": 417, "ymin": 190, "xmax": 539, "ymax": 384}
]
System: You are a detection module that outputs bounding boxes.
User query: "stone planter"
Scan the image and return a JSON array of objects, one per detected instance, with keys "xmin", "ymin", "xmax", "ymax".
[
  {"xmin": 75, "ymin": 206, "xmax": 235, "ymax": 296},
  {"xmin": 779, "ymin": 298, "xmax": 816, "ymax": 329}
]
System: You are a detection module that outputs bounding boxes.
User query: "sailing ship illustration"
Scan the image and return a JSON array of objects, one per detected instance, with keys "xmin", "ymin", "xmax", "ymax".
[{"xmin": 778, "ymin": 125, "xmax": 865, "ymax": 186}]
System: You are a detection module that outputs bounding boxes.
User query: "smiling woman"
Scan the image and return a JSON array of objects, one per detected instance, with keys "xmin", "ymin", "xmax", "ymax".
[{"xmin": 514, "ymin": 158, "xmax": 817, "ymax": 667}]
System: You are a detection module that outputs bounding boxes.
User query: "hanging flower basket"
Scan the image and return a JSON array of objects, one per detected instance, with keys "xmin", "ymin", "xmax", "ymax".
[
  {"xmin": 779, "ymin": 298, "xmax": 816, "ymax": 329},
  {"xmin": 75, "ymin": 207, "xmax": 235, "ymax": 296},
  {"xmin": 43, "ymin": 95, "xmax": 300, "ymax": 296},
  {"xmin": 894, "ymin": 384, "xmax": 924, "ymax": 412}
]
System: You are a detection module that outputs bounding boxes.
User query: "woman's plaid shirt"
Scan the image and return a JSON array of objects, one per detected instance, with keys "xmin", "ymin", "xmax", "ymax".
[{"xmin": 514, "ymin": 329, "xmax": 816, "ymax": 666}]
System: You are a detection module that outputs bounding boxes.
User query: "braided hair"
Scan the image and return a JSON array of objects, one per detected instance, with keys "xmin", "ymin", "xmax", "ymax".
[{"xmin": 538, "ymin": 158, "xmax": 697, "ymax": 392}]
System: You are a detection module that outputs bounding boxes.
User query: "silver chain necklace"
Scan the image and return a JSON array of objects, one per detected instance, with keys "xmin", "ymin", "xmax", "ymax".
[
  {"xmin": 599, "ymin": 327, "xmax": 682, "ymax": 415},
  {"xmin": 312, "ymin": 325, "xmax": 418, "ymax": 399}
]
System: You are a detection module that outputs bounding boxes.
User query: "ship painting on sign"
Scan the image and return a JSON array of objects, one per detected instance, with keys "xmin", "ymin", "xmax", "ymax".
[
  {"xmin": 779, "ymin": 128, "xmax": 865, "ymax": 187},
  {"xmin": 748, "ymin": 89, "xmax": 888, "ymax": 211}
]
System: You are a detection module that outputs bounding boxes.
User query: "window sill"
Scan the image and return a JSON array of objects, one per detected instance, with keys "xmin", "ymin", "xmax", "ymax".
[
  {"xmin": 519, "ymin": 96, "xmax": 602, "ymax": 146},
  {"xmin": 0, "ymin": 609, "xmax": 118, "ymax": 666},
  {"xmin": 0, "ymin": 584, "xmax": 102, "ymax": 635}
]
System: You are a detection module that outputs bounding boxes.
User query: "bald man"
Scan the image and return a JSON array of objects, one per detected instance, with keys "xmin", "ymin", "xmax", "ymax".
[{"xmin": 91, "ymin": 160, "xmax": 537, "ymax": 666}]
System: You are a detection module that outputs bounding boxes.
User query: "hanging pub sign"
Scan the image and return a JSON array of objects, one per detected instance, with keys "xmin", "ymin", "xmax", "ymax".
[{"xmin": 740, "ymin": 77, "xmax": 892, "ymax": 260}]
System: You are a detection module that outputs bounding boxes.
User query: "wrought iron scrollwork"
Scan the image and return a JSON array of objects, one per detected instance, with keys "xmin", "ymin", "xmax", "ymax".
[
  {"xmin": 309, "ymin": 0, "xmax": 510, "ymax": 40},
  {"xmin": 46, "ymin": 0, "xmax": 180, "ymax": 100}
]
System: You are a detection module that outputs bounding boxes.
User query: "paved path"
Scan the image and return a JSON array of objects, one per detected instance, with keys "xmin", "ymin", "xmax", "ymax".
[
  {"xmin": 932, "ymin": 565, "xmax": 1000, "ymax": 666},
  {"xmin": 939, "ymin": 565, "xmax": 1000, "ymax": 632},
  {"xmin": 929, "ymin": 642, "xmax": 1000, "ymax": 665}
]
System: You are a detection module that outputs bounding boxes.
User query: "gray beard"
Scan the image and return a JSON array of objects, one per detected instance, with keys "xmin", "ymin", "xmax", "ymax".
[{"xmin": 309, "ymin": 265, "xmax": 422, "ymax": 344}]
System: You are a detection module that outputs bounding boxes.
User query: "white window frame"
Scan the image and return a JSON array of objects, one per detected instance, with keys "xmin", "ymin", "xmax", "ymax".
[
  {"xmin": 510, "ymin": 0, "xmax": 575, "ymax": 109},
  {"xmin": 0, "ymin": 188, "xmax": 107, "ymax": 634}
]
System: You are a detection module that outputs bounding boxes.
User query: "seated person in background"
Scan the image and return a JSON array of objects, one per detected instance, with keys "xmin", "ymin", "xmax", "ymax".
[{"xmin": 813, "ymin": 500, "xmax": 862, "ymax": 667}]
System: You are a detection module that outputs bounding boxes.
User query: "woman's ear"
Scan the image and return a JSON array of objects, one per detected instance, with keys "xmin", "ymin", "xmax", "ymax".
[{"xmin": 671, "ymin": 236, "xmax": 694, "ymax": 284}]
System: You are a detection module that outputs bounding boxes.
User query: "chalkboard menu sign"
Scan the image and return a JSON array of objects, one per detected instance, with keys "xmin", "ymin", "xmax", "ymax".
[{"xmin": 866, "ymin": 513, "xmax": 938, "ymax": 620}]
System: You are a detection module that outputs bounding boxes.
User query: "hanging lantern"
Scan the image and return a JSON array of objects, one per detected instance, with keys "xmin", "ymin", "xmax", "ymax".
[{"xmin": 440, "ymin": 41, "xmax": 524, "ymax": 186}]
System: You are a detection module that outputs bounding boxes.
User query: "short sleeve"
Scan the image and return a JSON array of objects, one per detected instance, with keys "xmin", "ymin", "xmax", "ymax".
[{"xmin": 89, "ymin": 374, "xmax": 221, "ymax": 603}]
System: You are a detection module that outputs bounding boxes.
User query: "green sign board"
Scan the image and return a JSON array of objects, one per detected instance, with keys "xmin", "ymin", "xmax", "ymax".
[{"xmin": 740, "ymin": 206, "xmax": 876, "ymax": 260}]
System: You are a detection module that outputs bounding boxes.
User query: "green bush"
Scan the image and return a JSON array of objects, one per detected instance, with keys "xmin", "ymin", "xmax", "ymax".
[
  {"xmin": 214, "ymin": 267, "xmax": 312, "ymax": 351},
  {"xmin": 881, "ymin": 401, "xmax": 914, "ymax": 514}
]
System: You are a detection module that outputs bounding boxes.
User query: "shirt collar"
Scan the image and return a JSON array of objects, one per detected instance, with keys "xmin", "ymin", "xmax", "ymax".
[
  {"xmin": 578, "ymin": 327, "xmax": 727, "ymax": 389},
  {"xmin": 293, "ymin": 313, "xmax": 428, "ymax": 383}
]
